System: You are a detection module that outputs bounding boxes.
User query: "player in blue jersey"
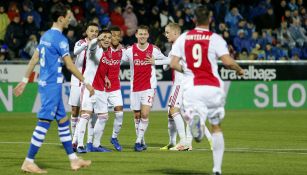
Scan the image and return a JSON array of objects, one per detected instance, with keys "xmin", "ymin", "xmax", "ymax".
[{"xmin": 14, "ymin": 3, "xmax": 93, "ymax": 173}]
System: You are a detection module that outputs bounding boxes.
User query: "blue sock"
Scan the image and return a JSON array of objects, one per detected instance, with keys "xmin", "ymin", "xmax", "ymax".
[
  {"xmin": 27, "ymin": 121, "xmax": 51, "ymax": 160},
  {"xmin": 58, "ymin": 120, "xmax": 74, "ymax": 155}
]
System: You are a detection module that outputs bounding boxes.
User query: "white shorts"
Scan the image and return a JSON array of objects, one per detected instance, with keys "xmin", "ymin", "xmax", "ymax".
[
  {"xmin": 168, "ymin": 85, "xmax": 183, "ymax": 108},
  {"xmin": 81, "ymin": 86, "xmax": 108, "ymax": 113},
  {"xmin": 183, "ymin": 85, "xmax": 225, "ymax": 125},
  {"xmin": 68, "ymin": 85, "xmax": 81, "ymax": 107},
  {"xmin": 130, "ymin": 89, "xmax": 155, "ymax": 110},
  {"xmin": 106, "ymin": 89, "xmax": 123, "ymax": 107}
]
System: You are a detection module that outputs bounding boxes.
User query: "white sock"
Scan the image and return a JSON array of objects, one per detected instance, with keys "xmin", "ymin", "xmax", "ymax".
[
  {"xmin": 87, "ymin": 118, "xmax": 94, "ymax": 143},
  {"xmin": 134, "ymin": 118, "xmax": 140, "ymax": 137},
  {"xmin": 172, "ymin": 113, "xmax": 186, "ymax": 145},
  {"xmin": 185, "ymin": 124, "xmax": 193, "ymax": 146},
  {"xmin": 70, "ymin": 115, "xmax": 78, "ymax": 137},
  {"xmin": 212, "ymin": 132, "xmax": 224, "ymax": 174},
  {"xmin": 204, "ymin": 125, "xmax": 212, "ymax": 141},
  {"xmin": 112, "ymin": 111, "xmax": 123, "ymax": 138},
  {"xmin": 93, "ymin": 114, "xmax": 108, "ymax": 147},
  {"xmin": 72, "ymin": 120, "xmax": 79, "ymax": 144},
  {"xmin": 136, "ymin": 118, "xmax": 149, "ymax": 143},
  {"xmin": 68, "ymin": 153, "xmax": 78, "ymax": 161},
  {"xmin": 168, "ymin": 118, "xmax": 177, "ymax": 145},
  {"xmin": 77, "ymin": 114, "xmax": 90, "ymax": 147}
]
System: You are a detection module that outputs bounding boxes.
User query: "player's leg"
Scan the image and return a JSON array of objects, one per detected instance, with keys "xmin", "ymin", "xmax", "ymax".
[
  {"xmin": 204, "ymin": 124, "xmax": 213, "ymax": 150},
  {"xmin": 169, "ymin": 107, "xmax": 187, "ymax": 151},
  {"xmin": 109, "ymin": 90, "xmax": 124, "ymax": 151},
  {"xmin": 92, "ymin": 90, "xmax": 111, "ymax": 152},
  {"xmin": 131, "ymin": 91, "xmax": 141, "ymax": 139},
  {"xmin": 134, "ymin": 104, "xmax": 150, "ymax": 152},
  {"xmin": 21, "ymin": 85, "xmax": 58, "ymax": 173},
  {"xmin": 86, "ymin": 113, "xmax": 96, "ymax": 152},
  {"xmin": 68, "ymin": 85, "xmax": 81, "ymax": 138}
]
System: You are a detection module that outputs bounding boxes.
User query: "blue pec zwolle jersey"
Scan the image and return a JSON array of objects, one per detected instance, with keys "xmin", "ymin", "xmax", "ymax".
[{"xmin": 37, "ymin": 28, "xmax": 70, "ymax": 86}]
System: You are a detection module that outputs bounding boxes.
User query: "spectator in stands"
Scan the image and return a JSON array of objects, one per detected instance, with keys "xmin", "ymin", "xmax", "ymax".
[
  {"xmin": 108, "ymin": 0, "xmax": 120, "ymax": 14},
  {"xmin": 217, "ymin": 22, "xmax": 228, "ymax": 35},
  {"xmin": 276, "ymin": 21, "xmax": 296, "ymax": 48},
  {"xmin": 238, "ymin": 48, "xmax": 249, "ymax": 60},
  {"xmin": 265, "ymin": 43, "xmax": 278, "ymax": 60},
  {"xmin": 0, "ymin": 42, "xmax": 8, "ymax": 62},
  {"xmin": 233, "ymin": 29, "xmax": 252, "ymax": 53},
  {"xmin": 275, "ymin": 0, "xmax": 287, "ymax": 27},
  {"xmin": 36, "ymin": 2, "xmax": 51, "ymax": 30},
  {"xmin": 149, "ymin": 6, "xmax": 160, "ymax": 26},
  {"xmin": 214, "ymin": 0, "xmax": 229, "ymax": 25},
  {"xmin": 275, "ymin": 43, "xmax": 289, "ymax": 60},
  {"xmin": 21, "ymin": 34, "xmax": 37, "ymax": 59},
  {"xmin": 282, "ymin": 9, "xmax": 293, "ymax": 25},
  {"xmin": 72, "ymin": 2, "xmax": 85, "ymax": 23},
  {"xmin": 251, "ymin": 44, "xmax": 266, "ymax": 60},
  {"xmin": 288, "ymin": 0, "xmax": 298, "ymax": 11},
  {"xmin": 123, "ymin": 4, "xmax": 138, "ymax": 37},
  {"xmin": 183, "ymin": 6, "xmax": 195, "ymax": 30},
  {"xmin": 136, "ymin": 6, "xmax": 149, "ymax": 26},
  {"xmin": 257, "ymin": 7, "xmax": 277, "ymax": 31},
  {"xmin": 7, "ymin": 1, "xmax": 20, "ymax": 22},
  {"xmin": 160, "ymin": 8, "xmax": 174, "ymax": 28},
  {"xmin": 288, "ymin": 18, "xmax": 307, "ymax": 47},
  {"xmin": 158, "ymin": 0, "xmax": 175, "ymax": 17},
  {"xmin": 110, "ymin": 5, "xmax": 127, "ymax": 35},
  {"xmin": 250, "ymin": 31, "xmax": 261, "ymax": 49},
  {"xmin": 259, "ymin": 30, "xmax": 273, "ymax": 49},
  {"xmin": 4, "ymin": 13, "xmax": 25, "ymax": 59},
  {"xmin": 0, "ymin": 4, "xmax": 10, "ymax": 42},
  {"xmin": 21, "ymin": 0, "xmax": 41, "ymax": 28},
  {"xmin": 225, "ymin": 6, "xmax": 243, "ymax": 37},
  {"xmin": 24, "ymin": 15, "xmax": 39, "ymax": 39}
]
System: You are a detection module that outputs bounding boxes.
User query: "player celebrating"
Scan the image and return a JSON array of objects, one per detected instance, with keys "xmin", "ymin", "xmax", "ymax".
[
  {"xmin": 104, "ymin": 26, "xmax": 125, "ymax": 151},
  {"xmin": 122, "ymin": 25, "xmax": 168, "ymax": 152},
  {"xmin": 76, "ymin": 30, "xmax": 112, "ymax": 153},
  {"xmin": 14, "ymin": 3, "xmax": 92, "ymax": 173},
  {"xmin": 69, "ymin": 23, "xmax": 99, "ymax": 151},
  {"xmin": 170, "ymin": 6, "xmax": 244, "ymax": 175}
]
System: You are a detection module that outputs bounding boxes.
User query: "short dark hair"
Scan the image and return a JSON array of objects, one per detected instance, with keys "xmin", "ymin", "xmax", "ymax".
[
  {"xmin": 194, "ymin": 5, "xmax": 210, "ymax": 25},
  {"xmin": 50, "ymin": 3, "xmax": 70, "ymax": 22},
  {"xmin": 137, "ymin": 25, "xmax": 149, "ymax": 32},
  {"xmin": 109, "ymin": 25, "xmax": 121, "ymax": 32},
  {"xmin": 86, "ymin": 22, "xmax": 99, "ymax": 29},
  {"xmin": 99, "ymin": 28, "xmax": 111, "ymax": 35}
]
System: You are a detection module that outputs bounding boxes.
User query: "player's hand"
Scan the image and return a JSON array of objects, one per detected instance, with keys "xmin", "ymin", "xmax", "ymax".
[
  {"xmin": 237, "ymin": 69, "xmax": 244, "ymax": 76},
  {"xmin": 105, "ymin": 77, "xmax": 111, "ymax": 89},
  {"xmin": 145, "ymin": 56, "xmax": 155, "ymax": 65},
  {"xmin": 85, "ymin": 83, "xmax": 95, "ymax": 97},
  {"xmin": 13, "ymin": 82, "xmax": 27, "ymax": 97}
]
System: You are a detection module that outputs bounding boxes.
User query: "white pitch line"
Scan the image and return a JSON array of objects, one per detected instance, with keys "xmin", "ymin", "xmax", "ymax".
[{"xmin": 1, "ymin": 142, "xmax": 307, "ymax": 155}]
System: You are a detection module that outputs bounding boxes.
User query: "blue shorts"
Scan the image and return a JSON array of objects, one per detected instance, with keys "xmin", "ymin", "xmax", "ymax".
[{"xmin": 37, "ymin": 84, "xmax": 66, "ymax": 121}]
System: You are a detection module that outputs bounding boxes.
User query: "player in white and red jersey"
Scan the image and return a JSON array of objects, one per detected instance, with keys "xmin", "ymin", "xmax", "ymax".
[
  {"xmin": 106, "ymin": 26, "xmax": 125, "ymax": 151},
  {"xmin": 68, "ymin": 23, "xmax": 99, "ymax": 151},
  {"xmin": 76, "ymin": 30, "xmax": 112, "ymax": 153},
  {"xmin": 122, "ymin": 25, "xmax": 168, "ymax": 152},
  {"xmin": 170, "ymin": 6, "xmax": 244, "ymax": 175}
]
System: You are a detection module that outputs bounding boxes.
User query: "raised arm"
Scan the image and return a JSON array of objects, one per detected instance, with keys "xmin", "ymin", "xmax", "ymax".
[{"xmin": 73, "ymin": 40, "xmax": 88, "ymax": 56}]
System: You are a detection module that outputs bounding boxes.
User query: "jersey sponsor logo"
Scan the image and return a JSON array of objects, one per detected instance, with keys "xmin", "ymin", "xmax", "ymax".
[
  {"xmin": 220, "ymin": 65, "xmax": 276, "ymax": 81},
  {"xmin": 101, "ymin": 57, "xmax": 120, "ymax": 65},
  {"xmin": 133, "ymin": 59, "xmax": 150, "ymax": 66},
  {"xmin": 40, "ymin": 40, "xmax": 51, "ymax": 47}
]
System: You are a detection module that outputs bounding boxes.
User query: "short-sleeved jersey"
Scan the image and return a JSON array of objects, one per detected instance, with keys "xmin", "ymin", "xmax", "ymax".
[
  {"xmin": 171, "ymin": 27, "xmax": 229, "ymax": 88},
  {"xmin": 37, "ymin": 28, "xmax": 69, "ymax": 86},
  {"xmin": 70, "ymin": 39, "xmax": 88, "ymax": 86},
  {"xmin": 106, "ymin": 47, "xmax": 124, "ymax": 92},
  {"xmin": 122, "ymin": 43, "xmax": 167, "ymax": 92},
  {"xmin": 92, "ymin": 48, "xmax": 111, "ymax": 91}
]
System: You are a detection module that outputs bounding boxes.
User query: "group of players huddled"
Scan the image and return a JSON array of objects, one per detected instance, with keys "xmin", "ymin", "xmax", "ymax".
[{"xmin": 15, "ymin": 2, "xmax": 244, "ymax": 174}]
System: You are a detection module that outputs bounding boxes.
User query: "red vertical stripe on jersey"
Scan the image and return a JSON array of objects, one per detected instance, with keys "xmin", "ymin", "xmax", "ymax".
[
  {"xmin": 184, "ymin": 30, "xmax": 220, "ymax": 87},
  {"xmin": 132, "ymin": 44, "xmax": 153, "ymax": 92},
  {"xmin": 106, "ymin": 49, "xmax": 122, "ymax": 92}
]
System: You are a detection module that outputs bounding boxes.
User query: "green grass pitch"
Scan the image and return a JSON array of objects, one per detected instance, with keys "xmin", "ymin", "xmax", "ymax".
[{"xmin": 0, "ymin": 110, "xmax": 307, "ymax": 175}]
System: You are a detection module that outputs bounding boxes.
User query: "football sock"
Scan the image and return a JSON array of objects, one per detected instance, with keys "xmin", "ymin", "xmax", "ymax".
[
  {"xmin": 70, "ymin": 115, "xmax": 78, "ymax": 137},
  {"xmin": 112, "ymin": 111, "xmax": 124, "ymax": 138},
  {"xmin": 168, "ymin": 117, "xmax": 177, "ymax": 145},
  {"xmin": 204, "ymin": 125, "xmax": 212, "ymax": 141},
  {"xmin": 87, "ymin": 118, "xmax": 94, "ymax": 143},
  {"xmin": 77, "ymin": 114, "xmax": 90, "ymax": 147},
  {"xmin": 212, "ymin": 132, "xmax": 224, "ymax": 174},
  {"xmin": 186, "ymin": 124, "xmax": 193, "ymax": 146},
  {"xmin": 134, "ymin": 118, "xmax": 140, "ymax": 137},
  {"xmin": 136, "ymin": 118, "xmax": 149, "ymax": 143},
  {"xmin": 57, "ymin": 120, "xmax": 75, "ymax": 157},
  {"xmin": 26, "ymin": 121, "xmax": 50, "ymax": 161},
  {"xmin": 172, "ymin": 112, "xmax": 186, "ymax": 144},
  {"xmin": 93, "ymin": 114, "xmax": 108, "ymax": 147}
]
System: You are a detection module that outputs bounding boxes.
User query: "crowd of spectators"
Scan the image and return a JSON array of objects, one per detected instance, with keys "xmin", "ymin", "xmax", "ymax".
[{"xmin": 0, "ymin": 0, "xmax": 306, "ymax": 62}]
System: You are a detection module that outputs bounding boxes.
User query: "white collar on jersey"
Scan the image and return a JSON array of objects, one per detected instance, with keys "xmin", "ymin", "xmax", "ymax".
[
  {"xmin": 51, "ymin": 27, "xmax": 62, "ymax": 32},
  {"xmin": 136, "ymin": 43, "xmax": 149, "ymax": 51},
  {"xmin": 195, "ymin": 27, "xmax": 210, "ymax": 31}
]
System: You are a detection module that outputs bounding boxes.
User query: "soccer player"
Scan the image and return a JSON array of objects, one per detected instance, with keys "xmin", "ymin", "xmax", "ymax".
[
  {"xmin": 170, "ymin": 6, "xmax": 244, "ymax": 175},
  {"xmin": 122, "ymin": 25, "xmax": 168, "ymax": 152},
  {"xmin": 69, "ymin": 22, "xmax": 99, "ymax": 151},
  {"xmin": 14, "ymin": 3, "xmax": 92, "ymax": 173},
  {"xmin": 76, "ymin": 30, "xmax": 112, "ymax": 153},
  {"xmin": 106, "ymin": 26, "xmax": 125, "ymax": 151}
]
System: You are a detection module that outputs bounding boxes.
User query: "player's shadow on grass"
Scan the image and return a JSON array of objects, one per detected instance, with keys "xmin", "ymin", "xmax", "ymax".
[{"xmin": 148, "ymin": 168, "xmax": 209, "ymax": 175}]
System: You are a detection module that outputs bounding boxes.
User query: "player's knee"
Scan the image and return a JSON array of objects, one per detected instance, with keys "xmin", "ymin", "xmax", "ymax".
[
  {"xmin": 71, "ymin": 106, "xmax": 80, "ymax": 117},
  {"xmin": 211, "ymin": 124, "xmax": 222, "ymax": 133},
  {"xmin": 97, "ymin": 113, "xmax": 109, "ymax": 120},
  {"xmin": 80, "ymin": 113, "xmax": 91, "ymax": 120},
  {"xmin": 58, "ymin": 116, "xmax": 69, "ymax": 124},
  {"xmin": 141, "ymin": 111, "xmax": 149, "ymax": 119},
  {"xmin": 168, "ymin": 107, "xmax": 180, "ymax": 118},
  {"xmin": 134, "ymin": 111, "xmax": 141, "ymax": 119},
  {"xmin": 114, "ymin": 106, "xmax": 123, "ymax": 111}
]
